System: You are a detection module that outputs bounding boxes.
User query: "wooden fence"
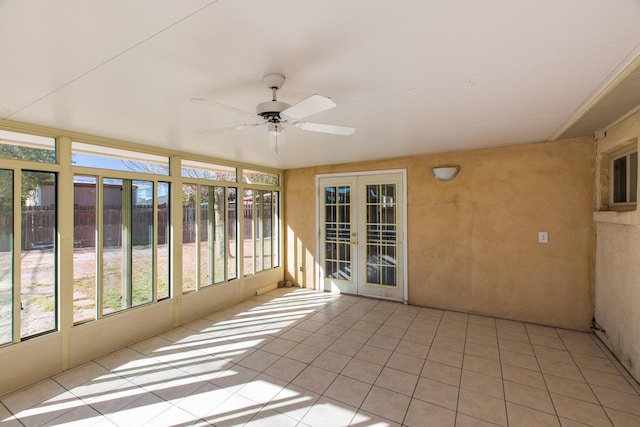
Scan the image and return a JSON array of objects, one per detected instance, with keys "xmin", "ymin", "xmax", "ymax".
[{"xmin": 0, "ymin": 202, "xmax": 270, "ymax": 251}]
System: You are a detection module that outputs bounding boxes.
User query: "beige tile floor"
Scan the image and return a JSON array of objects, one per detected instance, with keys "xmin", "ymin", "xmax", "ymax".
[{"xmin": 1, "ymin": 288, "xmax": 639, "ymax": 426}]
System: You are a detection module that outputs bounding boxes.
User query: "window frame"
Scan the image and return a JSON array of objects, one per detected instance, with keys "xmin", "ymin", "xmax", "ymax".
[
  {"xmin": 181, "ymin": 181, "xmax": 239, "ymax": 292},
  {"xmin": 609, "ymin": 147, "xmax": 638, "ymax": 210},
  {"xmin": 0, "ymin": 131, "xmax": 61, "ymax": 346},
  {"xmin": 0, "ymin": 125, "xmax": 283, "ymax": 349},
  {"xmin": 71, "ymin": 157, "xmax": 172, "ymax": 322}
]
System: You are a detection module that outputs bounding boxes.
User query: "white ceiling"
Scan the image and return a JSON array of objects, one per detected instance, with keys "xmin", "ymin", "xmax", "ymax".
[{"xmin": 2, "ymin": 0, "xmax": 640, "ymax": 169}]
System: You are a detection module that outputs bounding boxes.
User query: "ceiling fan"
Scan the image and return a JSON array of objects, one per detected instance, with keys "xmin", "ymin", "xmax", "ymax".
[{"xmin": 192, "ymin": 73, "xmax": 355, "ymax": 150}]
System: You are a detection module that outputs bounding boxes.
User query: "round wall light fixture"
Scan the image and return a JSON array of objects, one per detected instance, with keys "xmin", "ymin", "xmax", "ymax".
[{"xmin": 431, "ymin": 166, "xmax": 460, "ymax": 181}]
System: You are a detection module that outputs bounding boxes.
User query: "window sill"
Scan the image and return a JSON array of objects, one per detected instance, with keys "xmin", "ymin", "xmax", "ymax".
[{"xmin": 593, "ymin": 209, "xmax": 640, "ymax": 225}]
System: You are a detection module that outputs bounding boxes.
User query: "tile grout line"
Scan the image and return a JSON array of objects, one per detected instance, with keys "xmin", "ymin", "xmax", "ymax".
[
  {"xmin": 407, "ymin": 307, "xmax": 447, "ymax": 427},
  {"xmin": 557, "ymin": 326, "xmax": 619, "ymax": 426},
  {"xmin": 388, "ymin": 303, "xmax": 423, "ymax": 426},
  {"xmin": 519, "ymin": 324, "xmax": 562, "ymax": 425},
  {"xmin": 347, "ymin": 301, "xmax": 398, "ymax": 426},
  {"xmin": 453, "ymin": 312, "xmax": 470, "ymax": 427},
  {"xmin": 278, "ymin": 296, "xmax": 374, "ymax": 425},
  {"xmin": 4, "ymin": 289, "xmax": 640, "ymax": 426},
  {"xmin": 495, "ymin": 319, "xmax": 511, "ymax": 427},
  {"xmin": 588, "ymin": 332, "xmax": 640, "ymax": 395}
]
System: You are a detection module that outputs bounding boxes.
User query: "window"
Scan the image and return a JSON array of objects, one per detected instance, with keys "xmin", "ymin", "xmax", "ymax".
[
  {"xmin": 0, "ymin": 130, "xmax": 56, "ymax": 163},
  {"xmin": 21, "ymin": 171, "xmax": 57, "ymax": 337},
  {"xmin": 227, "ymin": 188, "xmax": 238, "ymax": 277},
  {"xmin": 181, "ymin": 182, "xmax": 238, "ymax": 292},
  {"xmin": 102, "ymin": 179, "xmax": 156, "ymax": 314},
  {"xmin": 182, "ymin": 184, "xmax": 198, "ymax": 293},
  {"xmin": 262, "ymin": 190, "xmax": 273, "ymax": 270},
  {"xmin": 157, "ymin": 182, "xmax": 170, "ymax": 300},
  {"xmin": 0, "ymin": 170, "xmax": 13, "ymax": 344},
  {"xmin": 72, "ymin": 177, "xmax": 171, "ymax": 321},
  {"xmin": 73, "ymin": 176, "xmax": 97, "ymax": 323},
  {"xmin": 610, "ymin": 148, "xmax": 637, "ymax": 207},
  {"xmin": 243, "ymin": 189, "xmax": 280, "ymax": 275},
  {"xmin": 0, "ymin": 169, "xmax": 57, "ymax": 343},
  {"xmin": 0, "ymin": 131, "xmax": 58, "ymax": 344},
  {"xmin": 199, "ymin": 185, "xmax": 210, "ymax": 288},
  {"xmin": 0, "ymin": 126, "xmax": 283, "ymax": 350},
  {"xmin": 242, "ymin": 169, "xmax": 279, "ymax": 186},
  {"xmin": 71, "ymin": 141, "xmax": 171, "ymax": 321},
  {"xmin": 244, "ymin": 189, "xmax": 254, "ymax": 275},
  {"xmin": 72, "ymin": 142, "xmax": 169, "ymax": 175},
  {"xmin": 181, "ymin": 159, "xmax": 236, "ymax": 182}
]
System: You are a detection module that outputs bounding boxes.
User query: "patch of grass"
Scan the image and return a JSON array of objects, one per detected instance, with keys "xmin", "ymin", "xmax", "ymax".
[
  {"xmin": 73, "ymin": 277, "xmax": 95, "ymax": 295},
  {"xmin": 33, "ymin": 295, "xmax": 54, "ymax": 312},
  {"xmin": 157, "ymin": 279, "xmax": 168, "ymax": 298},
  {"xmin": 103, "ymin": 281, "xmax": 153, "ymax": 312},
  {"xmin": 103, "ymin": 290, "xmax": 122, "ymax": 311},
  {"xmin": 132, "ymin": 283, "xmax": 152, "ymax": 306},
  {"xmin": 32, "ymin": 282, "xmax": 53, "ymax": 288}
]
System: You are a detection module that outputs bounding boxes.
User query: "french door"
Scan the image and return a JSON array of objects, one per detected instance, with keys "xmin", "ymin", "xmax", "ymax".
[{"xmin": 319, "ymin": 172, "xmax": 405, "ymax": 301}]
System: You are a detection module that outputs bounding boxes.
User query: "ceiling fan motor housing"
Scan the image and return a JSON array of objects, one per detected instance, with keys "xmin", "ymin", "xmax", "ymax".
[{"xmin": 256, "ymin": 100, "xmax": 291, "ymax": 121}]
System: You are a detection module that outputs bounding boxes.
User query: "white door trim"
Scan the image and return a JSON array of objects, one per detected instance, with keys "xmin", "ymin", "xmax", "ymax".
[{"xmin": 315, "ymin": 169, "xmax": 408, "ymax": 303}]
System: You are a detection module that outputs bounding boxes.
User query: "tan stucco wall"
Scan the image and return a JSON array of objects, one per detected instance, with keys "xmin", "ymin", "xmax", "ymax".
[
  {"xmin": 284, "ymin": 138, "xmax": 595, "ymax": 331},
  {"xmin": 594, "ymin": 109, "xmax": 640, "ymax": 382}
]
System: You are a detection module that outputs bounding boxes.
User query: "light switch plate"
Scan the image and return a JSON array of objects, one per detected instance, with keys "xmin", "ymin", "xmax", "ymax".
[{"xmin": 538, "ymin": 231, "xmax": 548, "ymax": 243}]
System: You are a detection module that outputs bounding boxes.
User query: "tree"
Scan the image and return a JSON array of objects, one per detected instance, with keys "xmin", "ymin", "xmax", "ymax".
[{"xmin": 0, "ymin": 145, "xmax": 56, "ymax": 207}]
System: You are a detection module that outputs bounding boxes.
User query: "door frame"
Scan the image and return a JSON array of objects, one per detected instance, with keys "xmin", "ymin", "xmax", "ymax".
[{"xmin": 315, "ymin": 169, "xmax": 408, "ymax": 303}]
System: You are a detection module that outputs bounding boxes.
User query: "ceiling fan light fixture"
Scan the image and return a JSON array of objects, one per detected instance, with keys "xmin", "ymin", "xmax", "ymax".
[{"xmin": 268, "ymin": 122, "xmax": 286, "ymax": 148}]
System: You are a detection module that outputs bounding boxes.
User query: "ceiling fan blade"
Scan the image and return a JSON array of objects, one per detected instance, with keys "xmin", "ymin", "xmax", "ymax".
[
  {"xmin": 191, "ymin": 97, "xmax": 259, "ymax": 120},
  {"xmin": 198, "ymin": 122, "xmax": 264, "ymax": 135},
  {"xmin": 294, "ymin": 122, "xmax": 355, "ymax": 136},
  {"xmin": 281, "ymin": 95, "xmax": 336, "ymax": 120}
]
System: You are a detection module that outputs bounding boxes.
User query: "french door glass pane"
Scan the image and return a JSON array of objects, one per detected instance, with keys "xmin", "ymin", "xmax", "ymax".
[
  {"xmin": 0, "ymin": 169, "xmax": 12, "ymax": 344},
  {"xmin": 21, "ymin": 171, "xmax": 56, "ymax": 337},
  {"xmin": 182, "ymin": 184, "xmax": 197, "ymax": 293},
  {"xmin": 366, "ymin": 184, "xmax": 397, "ymax": 288},
  {"xmin": 73, "ymin": 176, "xmax": 96, "ymax": 323},
  {"xmin": 324, "ymin": 185, "xmax": 351, "ymax": 280}
]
